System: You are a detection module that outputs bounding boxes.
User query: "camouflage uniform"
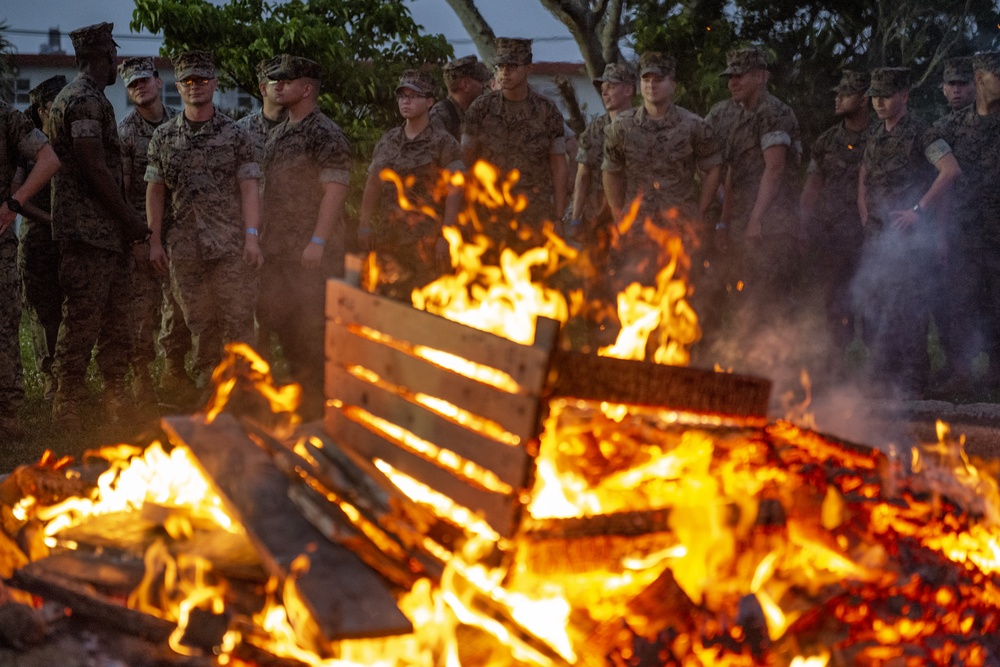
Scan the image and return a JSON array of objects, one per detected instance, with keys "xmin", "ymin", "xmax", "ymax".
[
  {"xmin": 806, "ymin": 70, "xmax": 871, "ymax": 370},
  {"xmin": 18, "ymin": 76, "xmax": 65, "ymax": 399},
  {"xmin": 854, "ymin": 67, "xmax": 952, "ymax": 395},
  {"xmin": 431, "ymin": 55, "xmax": 491, "ymax": 141},
  {"xmin": 935, "ymin": 52, "xmax": 1000, "ymax": 382},
  {"xmin": 706, "ymin": 49, "xmax": 802, "ymax": 321},
  {"xmin": 146, "ymin": 102, "xmax": 260, "ymax": 388},
  {"xmin": 368, "ymin": 72, "xmax": 464, "ymax": 301},
  {"xmin": 1, "ymin": 103, "xmax": 49, "ymax": 417},
  {"xmin": 463, "ymin": 38, "xmax": 565, "ymax": 245},
  {"xmin": 259, "ymin": 57, "xmax": 351, "ymax": 398},
  {"xmin": 118, "ymin": 61, "xmax": 190, "ymax": 385},
  {"xmin": 48, "ymin": 24, "xmax": 136, "ymax": 413}
]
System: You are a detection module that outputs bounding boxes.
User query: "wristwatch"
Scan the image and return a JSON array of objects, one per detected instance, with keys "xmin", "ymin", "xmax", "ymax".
[
  {"xmin": 912, "ymin": 202, "xmax": 923, "ymax": 215},
  {"xmin": 4, "ymin": 197, "xmax": 22, "ymax": 214}
]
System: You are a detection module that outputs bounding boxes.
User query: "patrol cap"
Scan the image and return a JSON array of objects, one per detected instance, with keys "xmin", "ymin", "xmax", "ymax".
[
  {"xmin": 69, "ymin": 22, "xmax": 119, "ymax": 56},
  {"xmin": 722, "ymin": 47, "xmax": 768, "ymax": 76},
  {"xmin": 266, "ymin": 54, "xmax": 323, "ymax": 81},
  {"xmin": 866, "ymin": 67, "xmax": 910, "ymax": 97},
  {"xmin": 29, "ymin": 75, "xmax": 67, "ymax": 107},
  {"xmin": 638, "ymin": 52, "xmax": 675, "ymax": 78},
  {"xmin": 832, "ymin": 69, "xmax": 869, "ymax": 95},
  {"xmin": 494, "ymin": 37, "xmax": 532, "ymax": 66},
  {"xmin": 593, "ymin": 62, "xmax": 636, "ymax": 87},
  {"xmin": 443, "ymin": 55, "xmax": 490, "ymax": 84},
  {"xmin": 943, "ymin": 57, "xmax": 973, "ymax": 84},
  {"xmin": 173, "ymin": 51, "xmax": 216, "ymax": 80},
  {"xmin": 118, "ymin": 56, "xmax": 156, "ymax": 87},
  {"xmin": 972, "ymin": 51, "xmax": 1000, "ymax": 76},
  {"xmin": 255, "ymin": 55, "xmax": 281, "ymax": 83},
  {"xmin": 395, "ymin": 69, "xmax": 435, "ymax": 96}
]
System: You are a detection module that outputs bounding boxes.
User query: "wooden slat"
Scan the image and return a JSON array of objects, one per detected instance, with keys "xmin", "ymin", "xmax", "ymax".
[
  {"xmin": 324, "ymin": 411, "xmax": 523, "ymax": 538},
  {"xmin": 325, "ymin": 330, "xmax": 543, "ymax": 441},
  {"xmin": 161, "ymin": 415, "xmax": 412, "ymax": 641},
  {"xmin": 325, "ymin": 280, "xmax": 555, "ymax": 392},
  {"xmin": 326, "ymin": 364, "xmax": 533, "ymax": 488},
  {"xmin": 548, "ymin": 350, "xmax": 772, "ymax": 418}
]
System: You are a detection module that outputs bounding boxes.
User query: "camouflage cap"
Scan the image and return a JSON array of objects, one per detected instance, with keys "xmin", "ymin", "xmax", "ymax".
[
  {"xmin": 173, "ymin": 51, "xmax": 216, "ymax": 81},
  {"xmin": 943, "ymin": 57, "xmax": 973, "ymax": 83},
  {"xmin": 866, "ymin": 67, "xmax": 910, "ymax": 97},
  {"xmin": 266, "ymin": 54, "xmax": 323, "ymax": 81},
  {"xmin": 593, "ymin": 62, "xmax": 636, "ymax": 87},
  {"xmin": 29, "ymin": 75, "xmax": 67, "ymax": 107},
  {"xmin": 69, "ymin": 22, "xmax": 119, "ymax": 56},
  {"xmin": 972, "ymin": 51, "xmax": 1000, "ymax": 76},
  {"xmin": 395, "ymin": 69, "xmax": 436, "ymax": 96},
  {"xmin": 832, "ymin": 69, "xmax": 869, "ymax": 95},
  {"xmin": 443, "ymin": 55, "xmax": 489, "ymax": 84},
  {"xmin": 255, "ymin": 55, "xmax": 282, "ymax": 83},
  {"xmin": 494, "ymin": 37, "xmax": 532, "ymax": 66},
  {"xmin": 118, "ymin": 56, "xmax": 156, "ymax": 86},
  {"xmin": 722, "ymin": 47, "xmax": 768, "ymax": 76},
  {"xmin": 638, "ymin": 52, "xmax": 675, "ymax": 78}
]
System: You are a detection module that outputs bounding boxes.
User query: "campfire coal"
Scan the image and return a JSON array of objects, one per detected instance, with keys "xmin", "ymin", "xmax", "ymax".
[{"xmin": 3, "ymin": 164, "xmax": 1000, "ymax": 666}]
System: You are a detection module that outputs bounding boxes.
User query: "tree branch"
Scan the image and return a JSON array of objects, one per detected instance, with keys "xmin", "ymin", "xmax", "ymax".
[{"xmin": 442, "ymin": 0, "xmax": 497, "ymax": 62}]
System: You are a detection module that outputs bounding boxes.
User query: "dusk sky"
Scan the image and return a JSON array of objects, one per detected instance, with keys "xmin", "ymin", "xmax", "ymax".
[{"xmin": 2, "ymin": 0, "xmax": 583, "ymax": 62}]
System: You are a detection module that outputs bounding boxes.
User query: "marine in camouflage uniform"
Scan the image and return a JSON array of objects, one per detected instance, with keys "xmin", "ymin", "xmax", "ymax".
[
  {"xmin": 145, "ymin": 51, "xmax": 262, "ymax": 390},
  {"xmin": 941, "ymin": 57, "xmax": 976, "ymax": 113},
  {"xmin": 48, "ymin": 23, "xmax": 151, "ymax": 426},
  {"xmin": 463, "ymin": 37, "xmax": 567, "ymax": 249},
  {"xmin": 258, "ymin": 55, "xmax": 351, "ymax": 413},
  {"xmin": 17, "ymin": 76, "xmax": 65, "ymax": 402},
  {"xmin": 854, "ymin": 67, "xmax": 960, "ymax": 396},
  {"xmin": 236, "ymin": 56, "xmax": 288, "ymax": 164},
  {"xmin": 0, "ymin": 100, "xmax": 59, "ymax": 438},
  {"xmin": 360, "ymin": 69, "xmax": 464, "ymax": 302},
  {"xmin": 430, "ymin": 55, "xmax": 491, "ymax": 142},
  {"xmin": 933, "ymin": 52, "xmax": 1000, "ymax": 393},
  {"xmin": 604, "ymin": 53, "xmax": 722, "ymax": 297},
  {"xmin": 799, "ymin": 70, "xmax": 871, "ymax": 379},
  {"xmin": 117, "ymin": 56, "xmax": 191, "ymax": 400},
  {"xmin": 705, "ymin": 47, "xmax": 802, "ymax": 325}
]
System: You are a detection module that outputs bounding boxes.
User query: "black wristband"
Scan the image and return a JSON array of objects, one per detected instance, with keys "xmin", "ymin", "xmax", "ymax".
[{"xmin": 4, "ymin": 197, "xmax": 22, "ymax": 214}]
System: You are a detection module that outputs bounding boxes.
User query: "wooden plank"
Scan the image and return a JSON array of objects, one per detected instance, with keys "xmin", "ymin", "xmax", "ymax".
[
  {"xmin": 161, "ymin": 415, "xmax": 412, "ymax": 641},
  {"xmin": 324, "ymin": 411, "xmax": 523, "ymax": 539},
  {"xmin": 325, "ymin": 332, "xmax": 543, "ymax": 441},
  {"xmin": 326, "ymin": 364, "xmax": 533, "ymax": 488},
  {"xmin": 547, "ymin": 350, "xmax": 772, "ymax": 419},
  {"xmin": 325, "ymin": 280, "xmax": 555, "ymax": 392}
]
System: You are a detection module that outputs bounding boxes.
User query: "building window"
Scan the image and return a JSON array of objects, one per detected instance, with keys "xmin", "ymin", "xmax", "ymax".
[
  {"xmin": 15, "ymin": 78, "xmax": 31, "ymax": 106},
  {"xmin": 236, "ymin": 90, "xmax": 254, "ymax": 113}
]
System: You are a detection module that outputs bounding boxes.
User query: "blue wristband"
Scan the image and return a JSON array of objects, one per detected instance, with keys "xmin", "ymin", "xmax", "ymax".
[
  {"xmin": 246, "ymin": 227, "xmax": 259, "ymax": 236},
  {"xmin": 310, "ymin": 236, "xmax": 326, "ymax": 247}
]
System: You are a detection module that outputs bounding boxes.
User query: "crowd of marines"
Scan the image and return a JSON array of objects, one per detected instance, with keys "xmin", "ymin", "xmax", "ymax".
[{"xmin": 2, "ymin": 19, "xmax": 1000, "ymax": 441}]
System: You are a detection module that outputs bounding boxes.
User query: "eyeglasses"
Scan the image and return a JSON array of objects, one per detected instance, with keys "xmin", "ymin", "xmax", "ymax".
[
  {"xmin": 178, "ymin": 77, "xmax": 214, "ymax": 88},
  {"xmin": 396, "ymin": 92, "xmax": 430, "ymax": 101}
]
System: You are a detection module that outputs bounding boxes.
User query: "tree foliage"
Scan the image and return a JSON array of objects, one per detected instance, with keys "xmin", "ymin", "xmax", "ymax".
[{"xmin": 131, "ymin": 0, "xmax": 453, "ymax": 151}]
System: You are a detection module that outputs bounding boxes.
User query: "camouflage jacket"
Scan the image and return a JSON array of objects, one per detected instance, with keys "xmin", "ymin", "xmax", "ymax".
[
  {"xmin": 429, "ymin": 96, "xmax": 463, "ymax": 142},
  {"xmin": 369, "ymin": 120, "xmax": 463, "ymax": 227},
  {"xmin": 934, "ymin": 106, "xmax": 1000, "ymax": 235},
  {"xmin": 463, "ymin": 89, "xmax": 565, "ymax": 206},
  {"xmin": 575, "ymin": 112, "xmax": 614, "ymax": 223},
  {"xmin": 2, "ymin": 102, "xmax": 48, "ymax": 215},
  {"xmin": 119, "ymin": 105, "xmax": 179, "ymax": 216},
  {"xmin": 862, "ymin": 113, "xmax": 949, "ymax": 226},
  {"xmin": 603, "ymin": 104, "xmax": 721, "ymax": 219},
  {"xmin": 48, "ymin": 73, "xmax": 127, "ymax": 252},
  {"xmin": 705, "ymin": 92, "xmax": 801, "ymax": 237},
  {"xmin": 806, "ymin": 120, "xmax": 870, "ymax": 234},
  {"xmin": 261, "ymin": 107, "xmax": 352, "ymax": 263},
  {"xmin": 145, "ymin": 108, "xmax": 260, "ymax": 261},
  {"xmin": 236, "ymin": 111, "xmax": 283, "ymax": 164}
]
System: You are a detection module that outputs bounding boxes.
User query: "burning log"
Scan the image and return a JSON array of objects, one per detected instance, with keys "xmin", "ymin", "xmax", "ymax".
[{"xmin": 160, "ymin": 414, "xmax": 413, "ymax": 643}]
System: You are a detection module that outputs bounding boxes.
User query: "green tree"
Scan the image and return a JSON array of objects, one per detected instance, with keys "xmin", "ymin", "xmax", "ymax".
[{"xmin": 131, "ymin": 0, "xmax": 453, "ymax": 152}]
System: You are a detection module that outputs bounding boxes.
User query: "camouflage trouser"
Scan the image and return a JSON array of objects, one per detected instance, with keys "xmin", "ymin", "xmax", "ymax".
[
  {"xmin": 170, "ymin": 255, "xmax": 256, "ymax": 388},
  {"xmin": 17, "ymin": 220, "xmax": 61, "ymax": 387},
  {"xmin": 52, "ymin": 241, "xmax": 134, "ymax": 404},
  {"xmin": 0, "ymin": 230, "xmax": 23, "ymax": 411},
  {"xmin": 257, "ymin": 259, "xmax": 328, "ymax": 403},
  {"xmin": 131, "ymin": 261, "xmax": 191, "ymax": 372}
]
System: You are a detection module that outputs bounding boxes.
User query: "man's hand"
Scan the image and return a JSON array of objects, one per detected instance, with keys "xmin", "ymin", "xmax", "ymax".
[
  {"xmin": 0, "ymin": 203, "xmax": 16, "ymax": 236},
  {"xmin": 745, "ymin": 216, "xmax": 763, "ymax": 244},
  {"xmin": 123, "ymin": 212, "xmax": 150, "ymax": 245},
  {"xmin": 131, "ymin": 241, "xmax": 152, "ymax": 274},
  {"xmin": 301, "ymin": 242, "xmax": 324, "ymax": 270},
  {"xmin": 889, "ymin": 208, "xmax": 919, "ymax": 231},
  {"xmin": 243, "ymin": 234, "xmax": 264, "ymax": 268},
  {"xmin": 149, "ymin": 240, "xmax": 169, "ymax": 276}
]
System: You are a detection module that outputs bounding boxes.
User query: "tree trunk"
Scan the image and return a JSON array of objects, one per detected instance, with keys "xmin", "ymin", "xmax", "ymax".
[{"xmin": 442, "ymin": 0, "xmax": 497, "ymax": 63}]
